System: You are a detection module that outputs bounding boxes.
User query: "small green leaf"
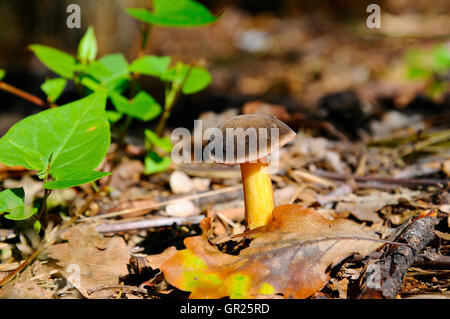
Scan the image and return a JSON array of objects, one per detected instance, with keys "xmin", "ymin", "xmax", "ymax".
[
  {"xmin": 127, "ymin": 0, "xmax": 217, "ymax": 27},
  {"xmin": 0, "ymin": 69, "xmax": 5, "ymax": 81},
  {"xmin": 29, "ymin": 45, "xmax": 77, "ymax": 79},
  {"xmin": 129, "ymin": 55, "xmax": 171, "ymax": 77},
  {"xmin": 145, "ymin": 129, "xmax": 172, "ymax": 153},
  {"xmin": 44, "ymin": 171, "xmax": 111, "ymax": 189},
  {"xmin": 41, "ymin": 78, "xmax": 67, "ymax": 102},
  {"xmin": 85, "ymin": 54, "xmax": 130, "ymax": 92},
  {"xmin": 182, "ymin": 66, "xmax": 212, "ymax": 94},
  {"xmin": 0, "ymin": 91, "xmax": 110, "ymax": 189},
  {"xmin": 33, "ymin": 220, "xmax": 42, "ymax": 234},
  {"xmin": 0, "ymin": 188, "xmax": 37, "ymax": 221},
  {"xmin": 433, "ymin": 45, "xmax": 450, "ymax": 71},
  {"xmin": 78, "ymin": 26, "xmax": 98, "ymax": 64},
  {"xmin": 106, "ymin": 110, "xmax": 123, "ymax": 123},
  {"xmin": 145, "ymin": 151, "xmax": 171, "ymax": 174},
  {"xmin": 80, "ymin": 76, "xmax": 101, "ymax": 91},
  {"xmin": 84, "ymin": 61, "xmax": 111, "ymax": 80},
  {"xmin": 111, "ymin": 91, "xmax": 162, "ymax": 121},
  {"xmin": 97, "ymin": 53, "xmax": 129, "ymax": 79},
  {"xmin": 163, "ymin": 63, "xmax": 212, "ymax": 94}
]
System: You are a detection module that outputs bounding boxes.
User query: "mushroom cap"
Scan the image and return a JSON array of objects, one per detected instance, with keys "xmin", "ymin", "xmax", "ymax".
[{"xmin": 206, "ymin": 114, "xmax": 296, "ymax": 164}]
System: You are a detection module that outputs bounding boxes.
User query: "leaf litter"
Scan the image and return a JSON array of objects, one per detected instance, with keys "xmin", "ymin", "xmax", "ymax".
[
  {"xmin": 157, "ymin": 204, "xmax": 385, "ymax": 299},
  {"xmin": 1, "ymin": 2, "xmax": 449, "ymax": 300}
]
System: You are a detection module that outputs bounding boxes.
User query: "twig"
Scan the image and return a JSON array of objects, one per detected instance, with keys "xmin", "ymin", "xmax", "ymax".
[
  {"xmin": 291, "ymin": 170, "xmax": 336, "ymax": 188},
  {"xmin": 356, "ymin": 31, "xmax": 450, "ymax": 40},
  {"xmin": 400, "ymin": 129, "xmax": 450, "ymax": 157},
  {"xmin": 0, "ymin": 81, "xmax": 47, "ymax": 108},
  {"xmin": 87, "ymin": 284, "xmax": 147, "ymax": 295},
  {"xmin": 358, "ymin": 215, "xmax": 441, "ymax": 299},
  {"xmin": 314, "ymin": 170, "xmax": 448, "ymax": 189},
  {"xmin": 413, "ymin": 252, "xmax": 450, "ymax": 269},
  {"xmin": 95, "ymin": 215, "xmax": 204, "ymax": 233},
  {"xmin": 85, "ymin": 184, "xmax": 243, "ymax": 221}
]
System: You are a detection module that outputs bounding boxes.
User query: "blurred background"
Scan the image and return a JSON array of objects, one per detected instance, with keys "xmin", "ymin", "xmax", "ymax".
[{"xmin": 0, "ymin": 0, "xmax": 449, "ymax": 137}]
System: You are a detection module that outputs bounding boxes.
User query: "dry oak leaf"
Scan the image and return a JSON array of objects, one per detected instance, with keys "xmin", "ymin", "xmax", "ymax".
[
  {"xmin": 0, "ymin": 262, "xmax": 55, "ymax": 299},
  {"xmin": 47, "ymin": 224, "xmax": 129, "ymax": 298},
  {"xmin": 158, "ymin": 204, "xmax": 383, "ymax": 299}
]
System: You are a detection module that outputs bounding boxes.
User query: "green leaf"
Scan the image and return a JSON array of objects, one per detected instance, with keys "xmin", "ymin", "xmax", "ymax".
[
  {"xmin": 433, "ymin": 45, "xmax": 450, "ymax": 71},
  {"xmin": 0, "ymin": 91, "xmax": 110, "ymax": 189},
  {"xmin": 41, "ymin": 78, "xmax": 67, "ymax": 102},
  {"xmin": 0, "ymin": 69, "xmax": 5, "ymax": 81},
  {"xmin": 111, "ymin": 91, "xmax": 162, "ymax": 121},
  {"xmin": 97, "ymin": 54, "xmax": 129, "ymax": 79},
  {"xmin": 78, "ymin": 26, "xmax": 98, "ymax": 64},
  {"xmin": 145, "ymin": 129, "xmax": 172, "ymax": 153},
  {"xmin": 84, "ymin": 61, "xmax": 111, "ymax": 80},
  {"xmin": 85, "ymin": 54, "xmax": 130, "ymax": 92},
  {"xmin": 163, "ymin": 63, "xmax": 212, "ymax": 94},
  {"xmin": 29, "ymin": 45, "xmax": 77, "ymax": 79},
  {"xmin": 129, "ymin": 55, "xmax": 171, "ymax": 77},
  {"xmin": 145, "ymin": 151, "xmax": 171, "ymax": 174},
  {"xmin": 33, "ymin": 220, "xmax": 42, "ymax": 234},
  {"xmin": 0, "ymin": 188, "xmax": 37, "ymax": 221},
  {"xmin": 44, "ymin": 171, "xmax": 111, "ymax": 189},
  {"xmin": 80, "ymin": 76, "xmax": 101, "ymax": 91},
  {"xmin": 127, "ymin": 0, "xmax": 217, "ymax": 27},
  {"xmin": 182, "ymin": 66, "xmax": 212, "ymax": 94},
  {"xmin": 106, "ymin": 110, "xmax": 123, "ymax": 123}
]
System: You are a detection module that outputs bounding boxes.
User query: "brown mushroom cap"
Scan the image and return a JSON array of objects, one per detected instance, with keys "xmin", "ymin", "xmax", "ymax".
[{"xmin": 207, "ymin": 114, "xmax": 296, "ymax": 164}]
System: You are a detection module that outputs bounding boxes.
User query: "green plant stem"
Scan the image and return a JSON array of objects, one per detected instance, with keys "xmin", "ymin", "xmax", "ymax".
[
  {"xmin": 155, "ymin": 86, "xmax": 178, "ymax": 137},
  {"xmin": 137, "ymin": 0, "xmax": 153, "ymax": 58},
  {"xmin": 117, "ymin": 115, "xmax": 133, "ymax": 150},
  {"xmin": 155, "ymin": 66, "xmax": 193, "ymax": 137},
  {"xmin": 36, "ymin": 188, "xmax": 51, "ymax": 229},
  {"xmin": 138, "ymin": 24, "xmax": 152, "ymax": 58},
  {"xmin": 0, "ymin": 81, "xmax": 47, "ymax": 108}
]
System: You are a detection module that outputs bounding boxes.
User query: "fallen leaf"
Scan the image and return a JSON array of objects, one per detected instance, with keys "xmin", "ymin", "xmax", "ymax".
[
  {"xmin": 335, "ymin": 201, "xmax": 383, "ymax": 223},
  {"xmin": 0, "ymin": 262, "xmax": 54, "ymax": 299},
  {"xmin": 47, "ymin": 224, "xmax": 129, "ymax": 298},
  {"xmin": 434, "ymin": 230, "xmax": 450, "ymax": 241},
  {"xmin": 109, "ymin": 160, "xmax": 144, "ymax": 191},
  {"xmin": 158, "ymin": 204, "xmax": 383, "ymax": 299}
]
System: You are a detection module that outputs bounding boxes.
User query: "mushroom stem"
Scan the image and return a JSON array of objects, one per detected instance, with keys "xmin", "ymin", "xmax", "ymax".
[{"xmin": 240, "ymin": 160, "xmax": 274, "ymax": 229}]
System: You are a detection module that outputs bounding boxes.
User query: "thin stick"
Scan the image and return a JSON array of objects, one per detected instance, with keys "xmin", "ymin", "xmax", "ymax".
[
  {"xmin": 314, "ymin": 170, "xmax": 448, "ymax": 188},
  {"xmin": 358, "ymin": 215, "xmax": 440, "ymax": 298},
  {"xmin": 0, "ymin": 81, "xmax": 47, "ymax": 108},
  {"xmin": 291, "ymin": 170, "xmax": 336, "ymax": 188},
  {"xmin": 87, "ymin": 284, "xmax": 147, "ymax": 295},
  {"xmin": 85, "ymin": 184, "xmax": 243, "ymax": 221},
  {"xmin": 95, "ymin": 215, "xmax": 204, "ymax": 233}
]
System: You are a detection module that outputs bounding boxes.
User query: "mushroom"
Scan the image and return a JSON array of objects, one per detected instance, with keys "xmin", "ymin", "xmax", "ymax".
[{"xmin": 207, "ymin": 114, "xmax": 296, "ymax": 229}]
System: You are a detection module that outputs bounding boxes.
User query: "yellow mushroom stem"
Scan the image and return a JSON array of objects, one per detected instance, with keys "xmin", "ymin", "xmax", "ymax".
[{"xmin": 240, "ymin": 160, "xmax": 274, "ymax": 229}]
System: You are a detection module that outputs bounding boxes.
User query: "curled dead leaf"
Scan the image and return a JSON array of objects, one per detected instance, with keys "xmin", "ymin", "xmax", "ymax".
[
  {"xmin": 156, "ymin": 204, "xmax": 383, "ymax": 299},
  {"xmin": 47, "ymin": 224, "xmax": 130, "ymax": 299}
]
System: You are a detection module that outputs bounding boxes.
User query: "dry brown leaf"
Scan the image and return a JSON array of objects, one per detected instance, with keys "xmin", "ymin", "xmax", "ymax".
[
  {"xmin": 47, "ymin": 224, "xmax": 129, "ymax": 299},
  {"xmin": 109, "ymin": 160, "xmax": 144, "ymax": 191},
  {"xmin": 335, "ymin": 201, "xmax": 383, "ymax": 223},
  {"xmin": 0, "ymin": 262, "xmax": 55, "ymax": 299},
  {"xmin": 435, "ymin": 230, "xmax": 450, "ymax": 241},
  {"xmin": 157, "ymin": 204, "xmax": 383, "ymax": 299}
]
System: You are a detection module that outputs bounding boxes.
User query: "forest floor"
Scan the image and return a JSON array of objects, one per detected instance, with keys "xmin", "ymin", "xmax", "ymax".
[{"xmin": 0, "ymin": 5, "xmax": 449, "ymax": 299}]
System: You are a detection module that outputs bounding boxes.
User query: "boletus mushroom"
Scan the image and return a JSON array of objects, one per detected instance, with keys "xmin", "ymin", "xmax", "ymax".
[{"xmin": 207, "ymin": 114, "xmax": 296, "ymax": 229}]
